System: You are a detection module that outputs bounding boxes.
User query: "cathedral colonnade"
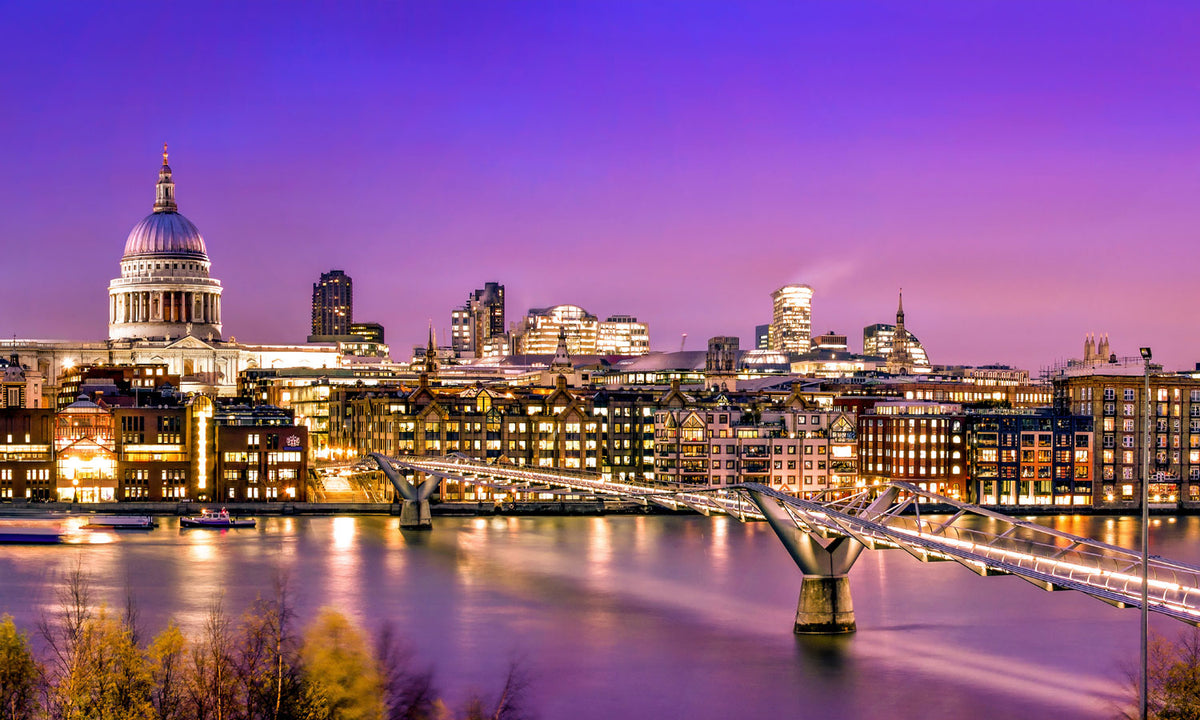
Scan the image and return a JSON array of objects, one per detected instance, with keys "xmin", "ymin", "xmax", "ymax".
[{"xmin": 107, "ymin": 145, "xmax": 224, "ymax": 342}]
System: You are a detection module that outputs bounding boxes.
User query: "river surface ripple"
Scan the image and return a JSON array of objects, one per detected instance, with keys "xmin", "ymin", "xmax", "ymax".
[{"xmin": 0, "ymin": 513, "xmax": 1191, "ymax": 719}]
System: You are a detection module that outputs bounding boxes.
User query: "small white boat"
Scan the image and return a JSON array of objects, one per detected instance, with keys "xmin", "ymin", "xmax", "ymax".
[
  {"xmin": 85, "ymin": 515, "xmax": 157, "ymax": 530},
  {"xmin": 180, "ymin": 508, "xmax": 255, "ymax": 529}
]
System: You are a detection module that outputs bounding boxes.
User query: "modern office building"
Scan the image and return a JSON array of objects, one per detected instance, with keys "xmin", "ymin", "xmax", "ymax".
[
  {"xmin": 514, "ymin": 305, "xmax": 600, "ymax": 355},
  {"xmin": 969, "ymin": 411, "xmax": 1094, "ymax": 506},
  {"xmin": 596, "ymin": 315, "xmax": 651, "ymax": 356},
  {"xmin": 450, "ymin": 282, "xmax": 505, "ymax": 358},
  {"xmin": 862, "ymin": 326, "xmax": 930, "ymax": 371},
  {"xmin": 755, "ymin": 324, "xmax": 770, "ymax": 350},
  {"xmin": 311, "ymin": 270, "xmax": 353, "ymax": 339},
  {"xmin": 768, "ymin": 284, "xmax": 813, "ymax": 355},
  {"xmin": 861, "ymin": 290, "xmax": 932, "ymax": 373}
]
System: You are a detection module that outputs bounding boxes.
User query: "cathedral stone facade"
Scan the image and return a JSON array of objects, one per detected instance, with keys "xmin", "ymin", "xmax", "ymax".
[{"xmin": 108, "ymin": 145, "xmax": 224, "ymax": 342}]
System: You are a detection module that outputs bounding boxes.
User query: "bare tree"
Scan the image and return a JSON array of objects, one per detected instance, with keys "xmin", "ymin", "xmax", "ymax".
[
  {"xmin": 375, "ymin": 622, "xmax": 436, "ymax": 720},
  {"xmin": 460, "ymin": 659, "xmax": 533, "ymax": 720},
  {"xmin": 37, "ymin": 557, "xmax": 92, "ymax": 680},
  {"xmin": 235, "ymin": 573, "xmax": 316, "ymax": 720},
  {"xmin": 187, "ymin": 594, "xmax": 238, "ymax": 720}
]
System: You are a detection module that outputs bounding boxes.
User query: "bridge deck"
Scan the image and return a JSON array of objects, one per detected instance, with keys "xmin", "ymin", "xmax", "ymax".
[{"xmin": 352, "ymin": 454, "xmax": 1200, "ymax": 626}]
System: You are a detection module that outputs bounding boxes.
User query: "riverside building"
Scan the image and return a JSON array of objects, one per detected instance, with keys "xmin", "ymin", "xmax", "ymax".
[{"xmin": 1053, "ymin": 355, "xmax": 1200, "ymax": 510}]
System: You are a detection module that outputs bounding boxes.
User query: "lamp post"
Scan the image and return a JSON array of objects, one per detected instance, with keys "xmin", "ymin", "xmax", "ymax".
[{"xmin": 1140, "ymin": 346, "xmax": 1152, "ymax": 720}]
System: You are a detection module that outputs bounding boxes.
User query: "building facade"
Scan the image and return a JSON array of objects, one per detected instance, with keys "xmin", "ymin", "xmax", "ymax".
[
  {"xmin": 0, "ymin": 408, "xmax": 55, "ymax": 501},
  {"xmin": 514, "ymin": 305, "xmax": 600, "ymax": 355},
  {"xmin": 768, "ymin": 285, "xmax": 813, "ymax": 355},
  {"xmin": 108, "ymin": 147, "xmax": 224, "ymax": 343},
  {"xmin": 311, "ymin": 269, "xmax": 353, "ymax": 338},
  {"xmin": 862, "ymin": 323, "xmax": 931, "ymax": 372},
  {"xmin": 596, "ymin": 315, "xmax": 650, "ymax": 356},
  {"xmin": 450, "ymin": 282, "xmax": 505, "ymax": 358},
  {"xmin": 1054, "ymin": 365, "xmax": 1200, "ymax": 510}
]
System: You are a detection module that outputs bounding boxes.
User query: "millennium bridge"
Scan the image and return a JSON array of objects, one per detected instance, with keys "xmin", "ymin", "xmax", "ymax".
[{"xmin": 340, "ymin": 453, "xmax": 1200, "ymax": 635}]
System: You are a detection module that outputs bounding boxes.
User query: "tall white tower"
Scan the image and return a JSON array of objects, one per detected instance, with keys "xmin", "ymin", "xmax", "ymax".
[{"xmin": 768, "ymin": 284, "xmax": 813, "ymax": 355}]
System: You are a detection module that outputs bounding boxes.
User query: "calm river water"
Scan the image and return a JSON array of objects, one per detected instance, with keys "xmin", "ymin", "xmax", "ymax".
[{"xmin": 0, "ymin": 513, "xmax": 1192, "ymax": 719}]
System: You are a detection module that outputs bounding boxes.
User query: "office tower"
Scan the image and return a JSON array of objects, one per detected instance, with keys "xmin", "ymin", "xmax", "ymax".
[
  {"xmin": 451, "ymin": 282, "xmax": 505, "ymax": 358},
  {"xmin": 311, "ymin": 270, "xmax": 352, "ymax": 338},
  {"xmin": 768, "ymin": 284, "xmax": 813, "ymax": 355},
  {"xmin": 755, "ymin": 324, "xmax": 770, "ymax": 350}
]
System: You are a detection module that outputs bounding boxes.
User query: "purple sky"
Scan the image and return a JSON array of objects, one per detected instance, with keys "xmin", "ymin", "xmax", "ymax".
[{"xmin": 2, "ymin": 2, "xmax": 1199, "ymax": 370}]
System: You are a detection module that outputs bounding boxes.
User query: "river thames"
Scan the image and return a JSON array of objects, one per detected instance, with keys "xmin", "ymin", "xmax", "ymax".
[{"xmin": 0, "ymin": 513, "xmax": 1191, "ymax": 719}]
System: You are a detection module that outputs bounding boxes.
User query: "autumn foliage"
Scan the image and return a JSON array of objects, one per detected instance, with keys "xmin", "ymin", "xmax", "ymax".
[{"xmin": 0, "ymin": 568, "xmax": 531, "ymax": 720}]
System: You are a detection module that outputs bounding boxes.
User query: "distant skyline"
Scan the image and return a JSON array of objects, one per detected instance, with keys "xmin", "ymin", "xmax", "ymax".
[{"xmin": 2, "ymin": 2, "xmax": 1199, "ymax": 370}]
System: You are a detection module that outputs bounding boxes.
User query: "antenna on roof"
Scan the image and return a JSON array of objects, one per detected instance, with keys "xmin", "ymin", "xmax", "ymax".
[{"xmin": 680, "ymin": 333, "xmax": 688, "ymax": 352}]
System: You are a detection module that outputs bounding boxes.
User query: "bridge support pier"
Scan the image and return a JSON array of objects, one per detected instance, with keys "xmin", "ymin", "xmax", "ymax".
[
  {"xmin": 399, "ymin": 499, "xmax": 432, "ymax": 529},
  {"xmin": 745, "ymin": 489, "xmax": 892, "ymax": 634},
  {"xmin": 795, "ymin": 575, "xmax": 855, "ymax": 634},
  {"xmin": 371, "ymin": 454, "xmax": 443, "ymax": 530}
]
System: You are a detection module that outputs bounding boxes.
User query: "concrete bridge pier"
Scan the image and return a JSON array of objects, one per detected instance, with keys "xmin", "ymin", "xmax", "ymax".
[
  {"xmin": 747, "ymin": 489, "xmax": 893, "ymax": 634},
  {"xmin": 371, "ymin": 454, "xmax": 442, "ymax": 530},
  {"xmin": 398, "ymin": 498, "xmax": 433, "ymax": 528}
]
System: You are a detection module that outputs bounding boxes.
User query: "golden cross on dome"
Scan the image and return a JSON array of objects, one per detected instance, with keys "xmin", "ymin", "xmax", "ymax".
[{"xmin": 162, "ymin": 142, "xmax": 169, "ymax": 166}]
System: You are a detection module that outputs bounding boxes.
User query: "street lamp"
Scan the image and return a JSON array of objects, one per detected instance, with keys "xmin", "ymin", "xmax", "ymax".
[{"xmin": 1140, "ymin": 346, "xmax": 1152, "ymax": 720}]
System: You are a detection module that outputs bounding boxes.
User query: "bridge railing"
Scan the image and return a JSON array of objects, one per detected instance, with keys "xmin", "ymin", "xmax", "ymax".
[{"xmin": 365, "ymin": 454, "xmax": 1200, "ymax": 623}]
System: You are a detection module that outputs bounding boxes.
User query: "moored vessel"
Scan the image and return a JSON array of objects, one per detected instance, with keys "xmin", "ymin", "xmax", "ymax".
[
  {"xmin": 84, "ymin": 515, "xmax": 157, "ymax": 530},
  {"xmin": 180, "ymin": 508, "xmax": 255, "ymax": 529}
]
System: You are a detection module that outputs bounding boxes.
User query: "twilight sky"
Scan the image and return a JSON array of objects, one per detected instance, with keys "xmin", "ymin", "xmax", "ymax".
[{"xmin": 2, "ymin": 2, "xmax": 1199, "ymax": 370}]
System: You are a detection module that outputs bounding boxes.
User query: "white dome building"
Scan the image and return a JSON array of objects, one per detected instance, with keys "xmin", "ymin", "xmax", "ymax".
[{"xmin": 108, "ymin": 146, "xmax": 223, "ymax": 342}]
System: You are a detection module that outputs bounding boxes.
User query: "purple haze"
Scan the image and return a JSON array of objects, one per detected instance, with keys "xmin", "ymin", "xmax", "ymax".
[{"xmin": 1, "ymin": 2, "xmax": 1199, "ymax": 369}]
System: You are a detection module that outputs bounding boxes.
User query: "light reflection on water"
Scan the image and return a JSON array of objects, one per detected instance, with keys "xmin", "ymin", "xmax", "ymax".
[{"xmin": 2, "ymin": 513, "xmax": 1195, "ymax": 718}]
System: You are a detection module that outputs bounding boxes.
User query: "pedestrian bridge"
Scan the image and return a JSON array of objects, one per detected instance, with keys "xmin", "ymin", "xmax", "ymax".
[{"xmin": 355, "ymin": 453, "xmax": 1200, "ymax": 634}]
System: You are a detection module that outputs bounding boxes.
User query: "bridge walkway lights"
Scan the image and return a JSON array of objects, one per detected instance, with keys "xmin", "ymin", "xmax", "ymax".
[{"xmin": 354, "ymin": 455, "xmax": 1200, "ymax": 634}]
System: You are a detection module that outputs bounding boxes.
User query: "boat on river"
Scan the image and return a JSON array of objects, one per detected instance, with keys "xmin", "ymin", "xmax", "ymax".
[
  {"xmin": 0, "ymin": 525, "xmax": 63, "ymax": 543},
  {"xmin": 85, "ymin": 515, "xmax": 157, "ymax": 530},
  {"xmin": 180, "ymin": 508, "xmax": 255, "ymax": 529}
]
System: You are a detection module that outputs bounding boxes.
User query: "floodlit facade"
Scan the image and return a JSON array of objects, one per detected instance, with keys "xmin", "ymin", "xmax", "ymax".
[
  {"xmin": 768, "ymin": 285, "xmax": 813, "ymax": 355},
  {"xmin": 862, "ymin": 324, "xmax": 931, "ymax": 370},
  {"xmin": 515, "ymin": 305, "xmax": 599, "ymax": 355},
  {"xmin": 1053, "ymin": 364, "xmax": 1200, "ymax": 510},
  {"xmin": 596, "ymin": 315, "xmax": 650, "ymax": 356},
  {"xmin": 108, "ymin": 145, "xmax": 224, "ymax": 342}
]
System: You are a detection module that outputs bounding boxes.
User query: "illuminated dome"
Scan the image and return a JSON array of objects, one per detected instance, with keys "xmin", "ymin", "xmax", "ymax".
[
  {"xmin": 108, "ymin": 145, "xmax": 224, "ymax": 342},
  {"xmin": 123, "ymin": 211, "xmax": 207, "ymax": 259}
]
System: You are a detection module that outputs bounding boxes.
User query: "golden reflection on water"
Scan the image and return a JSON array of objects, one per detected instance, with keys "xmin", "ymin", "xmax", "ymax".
[
  {"xmin": 710, "ymin": 516, "xmax": 729, "ymax": 574},
  {"xmin": 632, "ymin": 514, "xmax": 648, "ymax": 555},
  {"xmin": 326, "ymin": 516, "xmax": 360, "ymax": 613},
  {"xmin": 586, "ymin": 517, "xmax": 612, "ymax": 577},
  {"xmin": 332, "ymin": 516, "xmax": 356, "ymax": 551},
  {"xmin": 186, "ymin": 525, "xmax": 216, "ymax": 563}
]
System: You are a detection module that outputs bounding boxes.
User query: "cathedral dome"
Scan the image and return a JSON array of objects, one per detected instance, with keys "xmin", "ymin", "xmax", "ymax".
[
  {"xmin": 123, "ymin": 211, "xmax": 208, "ymax": 259},
  {"xmin": 120, "ymin": 143, "xmax": 209, "ymax": 260}
]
